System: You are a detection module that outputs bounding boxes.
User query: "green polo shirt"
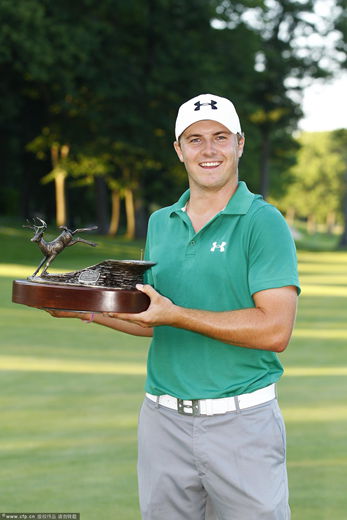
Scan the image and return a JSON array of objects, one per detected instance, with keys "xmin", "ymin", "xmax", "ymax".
[{"xmin": 144, "ymin": 181, "xmax": 300, "ymax": 399}]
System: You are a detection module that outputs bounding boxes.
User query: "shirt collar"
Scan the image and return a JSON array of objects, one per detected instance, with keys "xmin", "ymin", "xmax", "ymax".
[
  {"xmin": 223, "ymin": 181, "xmax": 261, "ymax": 215},
  {"xmin": 170, "ymin": 190, "xmax": 191, "ymax": 216},
  {"xmin": 170, "ymin": 182, "xmax": 261, "ymax": 217}
]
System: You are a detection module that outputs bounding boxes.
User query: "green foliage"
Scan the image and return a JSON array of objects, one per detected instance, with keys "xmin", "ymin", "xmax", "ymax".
[
  {"xmin": 335, "ymin": 0, "xmax": 347, "ymax": 66},
  {"xmin": 0, "ymin": 0, "xmax": 345, "ymax": 232},
  {"xmin": 273, "ymin": 131, "xmax": 347, "ymax": 226},
  {"xmin": 231, "ymin": 0, "xmax": 334, "ymax": 196}
]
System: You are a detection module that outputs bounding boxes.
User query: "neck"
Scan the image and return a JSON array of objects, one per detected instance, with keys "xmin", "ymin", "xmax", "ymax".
[
  {"xmin": 188, "ymin": 180, "xmax": 239, "ymax": 215},
  {"xmin": 186, "ymin": 181, "xmax": 239, "ymax": 232}
]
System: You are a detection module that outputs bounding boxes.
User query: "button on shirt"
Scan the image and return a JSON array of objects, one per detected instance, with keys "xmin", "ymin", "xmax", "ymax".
[{"xmin": 144, "ymin": 181, "xmax": 300, "ymax": 400}]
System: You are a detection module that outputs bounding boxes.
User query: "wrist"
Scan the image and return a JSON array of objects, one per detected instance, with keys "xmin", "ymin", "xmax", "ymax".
[{"xmin": 166, "ymin": 303, "xmax": 185, "ymax": 328}]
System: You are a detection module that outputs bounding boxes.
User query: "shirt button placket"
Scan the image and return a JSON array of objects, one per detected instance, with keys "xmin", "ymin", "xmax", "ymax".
[{"xmin": 186, "ymin": 238, "xmax": 197, "ymax": 257}]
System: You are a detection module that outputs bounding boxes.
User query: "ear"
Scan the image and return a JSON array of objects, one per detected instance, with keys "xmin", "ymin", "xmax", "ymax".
[
  {"xmin": 173, "ymin": 140, "xmax": 184, "ymax": 163},
  {"xmin": 237, "ymin": 136, "xmax": 245, "ymax": 158}
]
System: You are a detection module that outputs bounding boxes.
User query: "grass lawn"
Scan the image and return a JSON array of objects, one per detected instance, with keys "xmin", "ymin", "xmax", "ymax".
[{"xmin": 1, "ymin": 226, "xmax": 347, "ymax": 519}]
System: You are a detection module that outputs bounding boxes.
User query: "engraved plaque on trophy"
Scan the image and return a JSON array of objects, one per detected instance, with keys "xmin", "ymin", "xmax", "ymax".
[{"xmin": 12, "ymin": 219, "xmax": 154, "ymax": 313}]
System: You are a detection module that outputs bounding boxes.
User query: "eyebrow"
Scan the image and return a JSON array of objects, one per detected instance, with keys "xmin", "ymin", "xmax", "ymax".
[{"xmin": 184, "ymin": 130, "xmax": 232, "ymax": 140}]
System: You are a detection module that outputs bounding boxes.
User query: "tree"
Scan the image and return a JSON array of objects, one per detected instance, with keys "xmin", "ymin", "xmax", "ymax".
[
  {"xmin": 0, "ymin": 0, "xmax": 57, "ymax": 218},
  {"xmin": 67, "ymin": 142, "xmax": 161, "ymax": 238},
  {"xmin": 331, "ymin": 129, "xmax": 347, "ymax": 246},
  {"xmin": 273, "ymin": 131, "xmax": 347, "ymax": 241},
  {"xmin": 1, "ymin": 0, "xmax": 345, "ymax": 235},
  {"xmin": 25, "ymin": 0, "xmax": 228, "ymax": 233},
  {"xmin": 335, "ymin": 0, "xmax": 347, "ymax": 67},
  {"xmin": 334, "ymin": 2, "xmax": 347, "ymax": 244},
  {"xmin": 214, "ymin": 0, "xmax": 343, "ymax": 198},
  {"xmin": 0, "ymin": 0, "xmax": 104, "ymax": 223}
]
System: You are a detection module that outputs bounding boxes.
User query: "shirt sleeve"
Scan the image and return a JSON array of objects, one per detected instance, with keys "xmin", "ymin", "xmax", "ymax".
[{"xmin": 247, "ymin": 205, "xmax": 301, "ymax": 296}]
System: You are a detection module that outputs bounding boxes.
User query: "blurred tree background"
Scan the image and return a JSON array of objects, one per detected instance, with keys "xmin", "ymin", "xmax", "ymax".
[{"xmin": 0, "ymin": 0, "xmax": 346, "ymax": 240}]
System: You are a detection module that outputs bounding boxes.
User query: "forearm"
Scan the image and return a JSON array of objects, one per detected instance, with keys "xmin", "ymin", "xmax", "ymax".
[
  {"xmin": 92, "ymin": 313, "xmax": 153, "ymax": 337},
  {"xmin": 106, "ymin": 284, "xmax": 297, "ymax": 350},
  {"xmin": 168, "ymin": 305, "xmax": 290, "ymax": 352},
  {"xmin": 47, "ymin": 310, "xmax": 153, "ymax": 337}
]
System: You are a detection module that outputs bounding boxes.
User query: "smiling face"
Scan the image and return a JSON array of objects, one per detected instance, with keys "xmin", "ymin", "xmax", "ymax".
[{"xmin": 173, "ymin": 120, "xmax": 245, "ymax": 194}]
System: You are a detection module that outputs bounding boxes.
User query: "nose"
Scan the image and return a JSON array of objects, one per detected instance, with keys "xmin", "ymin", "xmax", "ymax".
[{"xmin": 201, "ymin": 138, "xmax": 217, "ymax": 156}]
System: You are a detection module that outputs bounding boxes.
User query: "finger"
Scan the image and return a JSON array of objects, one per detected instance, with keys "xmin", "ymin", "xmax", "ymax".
[
  {"xmin": 105, "ymin": 312, "xmax": 141, "ymax": 321},
  {"xmin": 47, "ymin": 310, "xmax": 63, "ymax": 317},
  {"xmin": 46, "ymin": 310, "xmax": 81, "ymax": 319}
]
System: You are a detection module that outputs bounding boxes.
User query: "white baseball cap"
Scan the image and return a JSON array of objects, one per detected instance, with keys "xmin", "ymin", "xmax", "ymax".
[{"xmin": 175, "ymin": 93, "xmax": 242, "ymax": 140}]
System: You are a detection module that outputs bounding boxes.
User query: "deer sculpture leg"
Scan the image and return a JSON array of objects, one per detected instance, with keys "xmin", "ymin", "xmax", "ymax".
[
  {"xmin": 32, "ymin": 256, "xmax": 49, "ymax": 277},
  {"xmin": 41, "ymin": 254, "xmax": 57, "ymax": 275},
  {"xmin": 67, "ymin": 238, "xmax": 97, "ymax": 247}
]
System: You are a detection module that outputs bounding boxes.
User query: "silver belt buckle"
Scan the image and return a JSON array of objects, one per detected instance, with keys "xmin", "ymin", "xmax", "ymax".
[{"xmin": 177, "ymin": 399, "xmax": 201, "ymax": 416}]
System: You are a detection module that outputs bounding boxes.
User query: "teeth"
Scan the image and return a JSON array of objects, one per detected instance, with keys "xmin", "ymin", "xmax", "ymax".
[{"xmin": 200, "ymin": 162, "xmax": 221, "ymax": 167}]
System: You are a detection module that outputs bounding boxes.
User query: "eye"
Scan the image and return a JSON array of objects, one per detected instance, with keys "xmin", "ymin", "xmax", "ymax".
[
  {"xmin": 216, "ymin": 134, "xmax": 227, "ymax": 141},
  {"xmin": 189, "ymin": 137, "xmax": 201, "ymax": 144}
]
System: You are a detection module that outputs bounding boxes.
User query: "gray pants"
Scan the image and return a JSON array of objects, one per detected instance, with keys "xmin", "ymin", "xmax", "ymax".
[{"xmin": 138, "ymin": 397, "xmax": 290, "ymax": 520}]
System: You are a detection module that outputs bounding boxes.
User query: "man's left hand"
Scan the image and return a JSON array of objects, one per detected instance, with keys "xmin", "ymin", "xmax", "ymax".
[{"xmin": 105, "ymin": 284, "xmax": 176, "ymax": 328}]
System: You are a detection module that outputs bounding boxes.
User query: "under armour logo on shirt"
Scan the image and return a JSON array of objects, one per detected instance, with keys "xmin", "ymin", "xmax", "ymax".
[
  {"xmin": 210, "ymin": 241, "xmax": 227, "ymax": 252},
  {"xmin": 194, "ymin": 100, "xmax": 218, "ymax": 111}
]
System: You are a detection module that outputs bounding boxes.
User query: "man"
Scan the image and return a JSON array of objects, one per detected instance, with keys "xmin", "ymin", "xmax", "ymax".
[{"xmin": 51, "ymin": 94, "xmax": 300, "ymax": 519}]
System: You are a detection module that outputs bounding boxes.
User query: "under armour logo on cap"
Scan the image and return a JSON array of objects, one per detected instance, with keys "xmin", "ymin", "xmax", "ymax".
[
  {"xmin": 175, "ymin": 93, "xmax": 242, "ymax": 140},
  {"xmin": 194, "ymin": 100, "xmax": 218, "ymax": 111}
]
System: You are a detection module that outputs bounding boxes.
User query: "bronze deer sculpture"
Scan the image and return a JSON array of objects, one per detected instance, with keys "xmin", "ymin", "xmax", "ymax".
[{"xmin": 24, "ymin": 218, "xmax": 97, "ymax": 277}]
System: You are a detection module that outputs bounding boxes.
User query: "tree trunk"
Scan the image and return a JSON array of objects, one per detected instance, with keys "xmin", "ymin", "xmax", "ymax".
[
  {"xmin": 124, "ymin": 187, "xmax": 135, "ymax": 239},
  {"xmin": 338, "ymin": 166, "xmax": 347, "ymax": 246},
  {"xmin": 340, "ymin": 219, "xmax": 347, "ymax": 247},
  {"xmin": 108, "ymin": 189, "xmax": 121, "ymax": 236},
  {"xmin": 54, "ymin": 171, "xmax": 67, "ymax": 226},
  {"xmin": 135, "ymin": 204, "xmax": 148, "ymax": 239},
  {"xmin": 135, "ymin": 185, "xmax": 148, "ymax": 239},
  {"xmin": 286, "ymin": 207, "xmax": 295, "ymax": 227},
  {"xmin": 51, "ymin": 144, "xmax": 68, "ymax": 227},
  {"xmin": 94, "ymin": 176, "xmax": 109, "ymax": 234},
  {"xmin": 307, "ymin": 214, "xmax": 316, "ymax": 234},
  {"xmin": 326, "ymin": 212, "xmax": 336, "ymax": 234},
  {"xmin": 259, "ymin": 130, "xmax": 271, "ymax": 199}
]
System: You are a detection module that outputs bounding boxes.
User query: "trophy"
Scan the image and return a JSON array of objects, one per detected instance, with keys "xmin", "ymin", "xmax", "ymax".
[{"xmin": 12, "ymin": 218, "xmax": 155, "ymax": 313}]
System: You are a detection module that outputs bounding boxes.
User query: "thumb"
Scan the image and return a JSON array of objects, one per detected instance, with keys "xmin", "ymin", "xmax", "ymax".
[{"xmin": 136, "ymin": 283, "xmax": 158, "ymax": 298}]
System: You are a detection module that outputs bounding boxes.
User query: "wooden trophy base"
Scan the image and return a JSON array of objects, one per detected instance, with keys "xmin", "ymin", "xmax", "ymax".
[{"xmin": 12, "ymin": 280, "xmax": 150, "ymax": 313}]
